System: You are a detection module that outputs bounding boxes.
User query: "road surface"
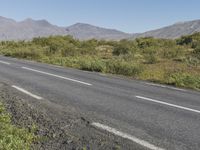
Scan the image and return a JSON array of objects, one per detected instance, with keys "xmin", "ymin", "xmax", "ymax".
[{"xmin": 0, "ymin": 55, "xmax": 200, "ymax": 150}]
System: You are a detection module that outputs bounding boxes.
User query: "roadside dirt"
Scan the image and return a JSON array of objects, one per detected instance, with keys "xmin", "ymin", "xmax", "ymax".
[{"xmin": 0, "ymin": 82, "xmax": 143, "ymax": 150}]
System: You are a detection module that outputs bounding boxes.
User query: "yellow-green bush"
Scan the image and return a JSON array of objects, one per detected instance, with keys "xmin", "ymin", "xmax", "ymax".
[
  {"xmin": 78, "ymin": 57, "xmax": 106, "ymax": 72},
  {"xmin": 106, "ymin": 59, "xmax": 143, "ymax": 76},
  {"xmin": 166, "ymin": 72, "xmax": 200, "ymax": 89}
]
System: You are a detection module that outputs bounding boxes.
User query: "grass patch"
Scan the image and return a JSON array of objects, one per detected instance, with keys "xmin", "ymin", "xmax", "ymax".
[{"xmin": 0, "ymin": 102, "xmax": 36, "ymax": 150}]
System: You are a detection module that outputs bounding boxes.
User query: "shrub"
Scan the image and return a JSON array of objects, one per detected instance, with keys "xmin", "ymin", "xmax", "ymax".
[
  {"xmin": 142, "ymin": 48, "xmax": 158, "ymax": 64},
  {"xmin": 162, "ymin": 47, "xmax": 184, "ymax": 59},
  {"xmin": 1, "ymin": 46, "xmax": 43, "ymax": 60},
  {"xmin": 193, "ymin": 46, "xmax": 200, "ymax": 60},
  {"xmin": 186, "ymin": 56, "xmax": 200, "ymax": 66},
  {"xmin": 177, "ymin": 36, "xmax": 193, "ymax": 45},
  {"xmin": 106, "ymin": 60, "xmax": 143, "ymax": 76},
  {"xmin": 78, "ymin": 57, "xmax": 106, "ymax": 72},
  {"xmin": 166, "ymin": 72, "xmax": 200, "ymax": 89},
  {"xmin": 113, "ymin": 44, "xmax": 131, "ymax": 56}
]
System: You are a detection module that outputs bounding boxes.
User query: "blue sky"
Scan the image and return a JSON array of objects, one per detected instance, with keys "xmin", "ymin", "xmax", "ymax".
[{"xmin": 0, "ymin": 0, "xmax": 200, "ymax": 33}]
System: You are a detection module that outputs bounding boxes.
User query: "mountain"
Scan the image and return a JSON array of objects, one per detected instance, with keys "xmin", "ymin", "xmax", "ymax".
[
  {"xmin": 65, "ymin": 23, "xmax": 131, "ymax": 40},
  {"xmin": 1, "ymin": 16, "xmax": 200, "ymax": 41},
  {"xmin": 0, "ymin": 16, "xmax": 67, "ymax": 41},
  {"xmin": 133, "ymin": 20, "xmax": 200, "ymax": 39},
  {"xmin": 0, "ymin": 16, "xmax": 131, "ymax": 41}
]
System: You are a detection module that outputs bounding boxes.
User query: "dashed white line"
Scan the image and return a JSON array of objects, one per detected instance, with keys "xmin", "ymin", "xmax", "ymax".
[
  {"xmin": 0, "ymin": 60, "xmax": 10, "ymax": 65},
  {"xmin": 21, "ymin": 67, "xmax": 92, "ymax": 86},
  {"xmin": 145, "ymin": 83, "xmax": 186, "ymax": 92},
  {"xmin": 136, "ymin": 96, "xmax": 200, "ymax": 114},
  {"xmin": 12, "ymin": 85, "xmax": 43, "ymax": 100},
  {"xmin": 91, "ymin": 122, "xmax": 165, "ymax": 150}
]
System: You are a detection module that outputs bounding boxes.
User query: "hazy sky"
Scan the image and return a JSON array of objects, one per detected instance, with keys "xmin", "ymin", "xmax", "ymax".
[{"xmin": 0, "ymin": 0, "xmax": 200, "ymax": 33}]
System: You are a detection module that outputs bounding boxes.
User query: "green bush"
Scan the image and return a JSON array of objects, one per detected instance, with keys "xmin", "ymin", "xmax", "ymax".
[
  {"xmin": 162, "ymin": 47, "xmax": 184, "ymax": 59},
  {"xmin": 113, "ymin": 44, "xmax": 131, "ymax": 56},
  {"xmin": 1, "ymin": 47, "xmax": 43, "ymax": 60},
  {"xmin": 78, "ymin": 57, "xmax": 106, "ymax": 72},
  {"xmin": 186, "ymin": 56, "xmax": 200, "ymax": 66},
  {"xmin": 106, "ymin": 60, "xmax": 143, "ymax": 76},
  {"xmin": 167, "ymin": 72, "xmax": 200, "ymax": 89},
  {"xmin": 177, "ymin": 36, "xmax": 193, "ymax": 45},
  {"xmin": 177, "ymin": 32, "xmax": 200, "ymax": 48},
  {"xmin": 193, "ymin": 46, "xmax": 200, "ymax": 59},
  {"xmin": 142, "ymin": 48, "xmax": 158, "ymax": 64}
]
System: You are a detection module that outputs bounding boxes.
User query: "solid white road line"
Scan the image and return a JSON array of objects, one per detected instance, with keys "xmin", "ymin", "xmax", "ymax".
[
  {"xmin": 136, "ymin": 96, "xmax": 200, "ymax": 114},
  {"xmin": 145, "ymin": 83, "xmax": 167, "ymax": 88},
  {"xmin": 166, "ymin": 86, "xmax": 187, "ymax": 92},
  {"xmin": 12, "ymin": 85, "xmax": 43, "ymax": 100},
  {"xmin": 21, "ymin": 67, "xmax": 92, "ymax": 86},
  {"xmin": 0, "ymin": 60, "xmax": 10, "ymax": 65},
  {"xmin": 145, "ymin": 83, "xmax": 186, "ymax": 92},
  {"xmin": 91, "ymin": 122, "xmax": 165, "ymax": 150}
]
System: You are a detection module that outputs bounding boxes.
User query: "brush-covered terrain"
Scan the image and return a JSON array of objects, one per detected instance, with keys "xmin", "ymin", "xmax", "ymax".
[{"xmin": 0, "ymin": 33, "xmax": 200, "ymax": 90}]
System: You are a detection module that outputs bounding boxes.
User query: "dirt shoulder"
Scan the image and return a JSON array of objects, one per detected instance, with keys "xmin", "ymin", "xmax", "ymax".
[{"xmin": 0, "ymin": 82, "xmax": 142, "ymax": 150}]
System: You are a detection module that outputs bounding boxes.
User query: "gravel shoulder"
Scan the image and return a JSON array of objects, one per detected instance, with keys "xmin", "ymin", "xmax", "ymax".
[{"xmin": 0, "ymin": 82, "xmax": 143, "ymax": 150}]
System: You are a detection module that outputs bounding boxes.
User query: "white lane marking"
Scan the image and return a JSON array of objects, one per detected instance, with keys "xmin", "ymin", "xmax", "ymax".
[
  {"xmin": 136, "ymin": 96, "xmax": 200, "ymax": 114},
  {"xmin": 91, "ymin": 122, "xmax": 165, "ymax": 150},
  {"xmin": 0, "ymin": 60, "xmax": 10, "ymax": 65},
  {"xmin": 166, "ymin": 86, "xmax": 187, "ymax": 92},
  {"xmin": 21, "ymin": 67, "xmax": 92, "ymax": 86},
  {"xmin": 145, "ymin": 83, "xmax": 167, "ymax": 88},
  {"xmin": 12, "ymin": 85, "xmax": 43, "ymax": 100},
  {"xmin": 145, "ymin": 83, "xmax": 186, "ymax": 92},
  {"xmin": 99, "ymin": 73, "xmax": 107, "ymax": 76}
]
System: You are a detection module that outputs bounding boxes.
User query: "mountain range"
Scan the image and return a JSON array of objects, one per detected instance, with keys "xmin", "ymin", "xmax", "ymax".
[
  {"xmin": 0, "ymin": 16, "xmax": 200, "ymax": 41},
  {"xmin": 133, "ymin": 20, "xmax": 200, "ymax": 39}
]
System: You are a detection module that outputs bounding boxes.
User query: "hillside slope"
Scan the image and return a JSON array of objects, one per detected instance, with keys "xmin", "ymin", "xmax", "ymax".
[
  {"xmin": 0, "ymin": 16, "xmax": 131, "ymax": 40},
  {"xmin": 133, "ymin": 20, "xmax": 200, "ymax": 39}
]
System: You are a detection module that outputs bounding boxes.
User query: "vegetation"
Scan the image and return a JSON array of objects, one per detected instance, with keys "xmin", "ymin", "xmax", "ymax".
[
  {"xmin": 0, "ymin": 33, "xmax": 200, "ymax": 90},
  {"xmin": 0, "ymin": 102, "xmax": 36, "ymax": 150}
]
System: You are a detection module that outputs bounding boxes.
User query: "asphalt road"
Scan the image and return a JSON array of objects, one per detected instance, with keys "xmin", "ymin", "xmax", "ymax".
[{"xmin": 0, "ymin": 55, "xmax": 200, "ymax": 150}]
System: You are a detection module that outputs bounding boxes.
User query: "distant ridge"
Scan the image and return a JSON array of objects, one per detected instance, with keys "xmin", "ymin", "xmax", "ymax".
[
  {"xmin": 132, "ymin": 19, "xmax": 200, "ymax": 39},
  {"xmin": 0, "ymin": 16, "xmax": 131, "ymax": 41},
  {"xmin": 0, "ymin": 16, "xmax": 200, "ymax": 41},
  {"xmin": 0, "ymin": 16, "xmax": 66, "ymax": 41},
  {"xmin": 66, "ymin": 23, "xmax": 131, "ymax": 40}
]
